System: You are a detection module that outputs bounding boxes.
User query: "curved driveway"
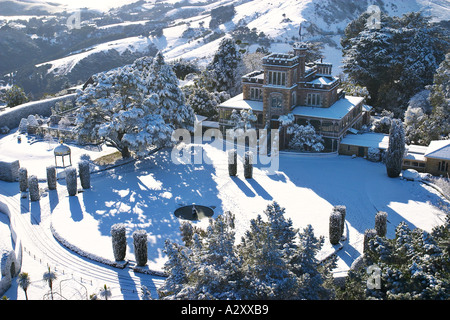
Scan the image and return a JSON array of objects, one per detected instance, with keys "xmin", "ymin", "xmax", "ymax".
[{"xmin": 0, "ymin": 181, "xmax": 166, "ymax": 300}]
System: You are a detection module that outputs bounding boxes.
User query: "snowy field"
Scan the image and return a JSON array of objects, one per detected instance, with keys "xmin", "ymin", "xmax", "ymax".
[{"xmin": 1, "ymin": 130, "xmax": 447, "ymax": 281}]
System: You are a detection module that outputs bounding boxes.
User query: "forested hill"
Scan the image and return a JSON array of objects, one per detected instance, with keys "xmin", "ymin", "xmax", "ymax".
[{"xmin": 0, "ymin": 0, "xmax": 448, "ymax": 100}]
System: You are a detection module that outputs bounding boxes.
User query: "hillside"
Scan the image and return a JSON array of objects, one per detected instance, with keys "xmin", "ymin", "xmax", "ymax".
[{"xmin": 0, "ymin": 0, "xmax": 448, "ymax": 99}]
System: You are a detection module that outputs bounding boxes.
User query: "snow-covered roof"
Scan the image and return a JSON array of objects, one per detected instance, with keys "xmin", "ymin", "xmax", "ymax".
[
  {"xmin": 340, "ymin": 132, "xmax": 389, "ymax": 149},
  {"xmin": 292, "ymin": 95, "xmax": 365, "ymax": 120},
  {"xmin": 308, "ymin": 76, "xmax": 336, "ymax": 85},
  {"xmin": 219, "ymin": 93, "xmax": 264, "ymax": 112},
  {"xmin": 425, "ymin": 140, "xmax": 450, "ymax": 160},
  {"xmin": 404, "ymin": 144, "xmax": 428, "ymax": 162}
]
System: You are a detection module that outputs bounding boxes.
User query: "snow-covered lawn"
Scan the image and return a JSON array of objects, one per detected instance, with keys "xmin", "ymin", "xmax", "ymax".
[
  {"xmin": 1, "ymin": 132, "xmax": 447, "ymax": 276},
  {"xmin": 51, "ymin": 141, "xmax": 447, "ymax": 274}
]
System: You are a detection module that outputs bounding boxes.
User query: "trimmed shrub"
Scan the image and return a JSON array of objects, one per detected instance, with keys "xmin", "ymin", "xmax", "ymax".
[
  {"xmin": 18, "ymin": 167, "xmax": 28, "ymax": 192},
  {"xmin": 111, "ymin": 223, "xmax": 127, "ymax": 261},
  {"xmin": 65, "ymin": 166, "xmax": 77, "ymax": 196},
  {"xmin": 133, "ymin": 230, "xmax": 148, "ymax": 267},
  {"xmin": 78, "ymin": 160, "xmax": 90, "ymax": 189},
  {"xmin": 363, "ymin": 229, "xmax": 377, "ymax": 253},
  {"xmin": 375, "ymin": 211, "xmax": 388, "ymax": 237},
  {"xmin": 244, "ymin": 151, "xmax": 253, "ymax": 179},
  {"xmin": 334, "ymin": 205, "xmax": 346, "ymax": 237},
  {"xmin": 46, "ymin": 166, "xmax": 57, "ymax": 190},
  {"xmin": 329, "ymin": 211, "xmax": 342, "ymax": 245},
  {"xmin": 28, "ymin": 175, "xmax": 40, "ymax": 201},
  {"xmin": 367, "ymin": 147, "xmax": 381, "ymax": 162},
  {"xmin": 228, "ymin": 149, "xmax": 237, "ymax": 176}
]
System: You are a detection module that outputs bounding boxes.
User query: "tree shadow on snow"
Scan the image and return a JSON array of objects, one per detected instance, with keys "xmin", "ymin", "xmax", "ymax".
[
  {"xmin": 80, "ymin": 148, "xmax": 224, "ymax": 265},
  {"xmin": 275, "ymin": 156, "xmax": 446, "ymax": 240}
]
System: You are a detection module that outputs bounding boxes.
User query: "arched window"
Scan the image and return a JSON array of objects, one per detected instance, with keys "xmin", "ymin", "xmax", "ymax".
[
  {"xmin": 291, "ymin": 91, "xmax": 297, "ymax": 106},
  {"xmin": 271, "ymin": 93, "xmax": 283, "ymax": 109}
]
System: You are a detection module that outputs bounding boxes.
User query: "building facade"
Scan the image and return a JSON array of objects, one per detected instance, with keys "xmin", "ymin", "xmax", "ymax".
[
  {"xmin": 219, "ymin": 42, "xmax": 370, "ymax": 151},
  {"xmin": 339, "ymin": 133, "xmax": 450, "ymax": 177}
]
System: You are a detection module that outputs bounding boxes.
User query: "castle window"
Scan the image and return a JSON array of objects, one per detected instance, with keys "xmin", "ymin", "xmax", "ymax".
[
  {"xmin": 250, "ymin": 87, "xmax": 262, "ymax": 101},
  {"xmin": 291, "ymin": 92, "xmax": 297, "ymax": 106},
  {"xmin": 307, "ymin": 93, "xmax": 321, "ymax": 106},
  {"xmin": 438, "ymin": 161, "xmax": 448, "ymax": 172},
  {"xmin": 268, "ymin": 71, "xmax": 286, "ymax": 86},
  {"xmin": 271, "ymin": 94, "xmax": 283, "ymax": 108}
]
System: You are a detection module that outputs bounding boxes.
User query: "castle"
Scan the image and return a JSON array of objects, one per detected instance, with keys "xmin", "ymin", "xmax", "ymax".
[{"xmin": 218, "ymin": 43, "xmax": 371, "ymax": 151}]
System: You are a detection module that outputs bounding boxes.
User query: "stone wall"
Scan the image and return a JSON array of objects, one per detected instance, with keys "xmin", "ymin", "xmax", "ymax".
[
  {"xmin": 0, "ymin": 201, "xmax": 22, "ymax": 297},
  {"xmin": 0, "ymin": 93, "xmax": 76, "ymax": 130}
]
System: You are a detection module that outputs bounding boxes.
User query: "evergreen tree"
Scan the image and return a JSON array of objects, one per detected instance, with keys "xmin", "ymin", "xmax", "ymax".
[
  {"xmin": 385, "ymin": 119, "xmax": 405, "ymax": 178},
  {"xmin": 426, "ymin": 53, "xmax": 450, "ymax": 142},
  {"xmin": 76, "ymin": 52, "xmax": 194, "ymax": 158},
  {"xmin": 186, "ymin": 87, "xmax": 229, "ymax": 120},
  {"xmin": 342, "ymin": 11, "xmax": 448, "ymax": 114},
  {"xmin": 2, "ymin": 85, "xmax": 28, "ymax": 108},
  {"xmin": 342, "ymin": 220, "xmax": 450, "ymax": 300},
  {"xmin": 159, "ymin": 202, "xmax": 336, "ymax": 300},
  {"xmin": 158, "ymin": 240, "xmax": 191, "ymax": 299},
  {"xmin": 142, "ymin": 52, "xmax": 195, "ymax": 131},
  {"xmin": 207, "ymin": 38, "xmax": 245, "ymax": 96},
  {"xmin": 287, "ymin": 123, "xmax": 324, "ymax": 152}
]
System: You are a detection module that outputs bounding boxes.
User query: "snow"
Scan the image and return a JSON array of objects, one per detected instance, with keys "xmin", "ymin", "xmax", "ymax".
[
  {"xmin": 424, "ymin": 140, "xmax": 450, "ymax": 160},
  {"xmin": 292, "ymin": 95, "xmax": 365, "ymax": 120},
  {"xmin": 0, "ymin": 129, "xmax": 117, "ymax": 180},
  {"xmin": 219, "ymin": 93, "xmax": 264, "ymax": 112},
  {"xmin": 1, "ymin": 130, "xmax": 447, "ymax": 289},
  {"xmin": 341, "ymin": 132, "xmax": 390, "ymax": 150},
  {"xmin": 36, "ymin": 36, "xmax": 156, "ymax": 76}
]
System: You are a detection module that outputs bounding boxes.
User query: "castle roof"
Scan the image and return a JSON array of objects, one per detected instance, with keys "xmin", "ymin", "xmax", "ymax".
[
  {"xmin": 292, "ymin": 95, "xmax": 365, "ymax": 120},
  {"xmin": 219, "ymin": 93, "xmax": 264, "ymax": 112}
]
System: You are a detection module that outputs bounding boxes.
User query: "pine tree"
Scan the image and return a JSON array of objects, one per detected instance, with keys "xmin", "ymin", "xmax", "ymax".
[
  {"xmin": 3, "ymin": 85, "xmax": 28, "ymax": 108},
  {"xmin": 296, "ymin": 225, "xmax": 336, "ymax": 300},
  {"xmin": 158, "ymin": 240, "xmax": 191, "ymax": 299},
  {"xmin": 239, "ymin": 215, "xmax": 299, "ymax": 299},
  {"xmin": 142, "ymin": 52, "xmax": 195, "ymax": 131},
  {"xmin": 344, "ymin": 220, "xmax": 450, "ymax": 300},
  {"xmin": 426, "ymin": 53, "xmax": 450, "ymax": 142},
  {"xmin": 342, "ymin": 11, "xmax": 448, "ymax": 114},
  {"xmin": 160, "ymin": 202, "xmax": 336, "ymax": 300},
  {"xmin": 76, "ymin": 52, "xmax": 194, "ymax": 159},
  {"xmin": 207, "ymin": 38, "xmax": 244, "ymax": 96},
  {"xmin": 385, "ymin": 119, "xmax": 405, "ymax": 178}
]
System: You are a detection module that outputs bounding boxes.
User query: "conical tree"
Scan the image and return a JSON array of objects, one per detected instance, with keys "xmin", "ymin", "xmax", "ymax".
[{"xmin": 385, "ymin": 119, "xmax": 405, "ymax": 178}]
